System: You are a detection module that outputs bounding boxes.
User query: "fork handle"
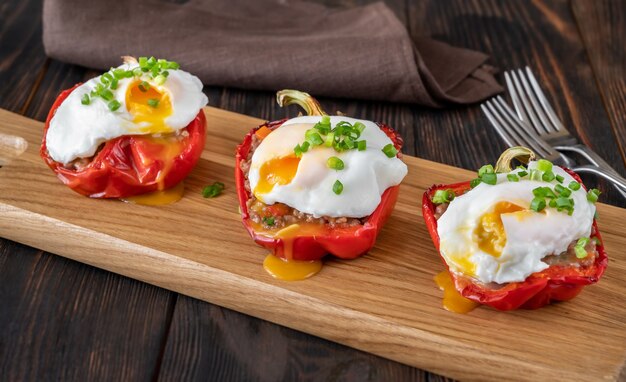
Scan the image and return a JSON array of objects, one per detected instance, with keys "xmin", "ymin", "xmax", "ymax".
[
  {"xmin": 573, "ymin": 165, "xmax": 626, "ymax": 194},
  {"xmin": 556, "ymin": 144, "xmax": 626, "ymax": 180}
]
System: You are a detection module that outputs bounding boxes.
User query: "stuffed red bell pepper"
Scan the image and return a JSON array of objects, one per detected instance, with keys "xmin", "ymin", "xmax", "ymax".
[
  {"xmin": 41, "ymin": 56, "xmax": 208, "ymax": 200},
  {"xmin": 235, "ymin": 90, "xmax": 407, "ymax": 278},
  {"xmin": 423, "ymin": 147, "xmax": 608, "ymax": 311}
]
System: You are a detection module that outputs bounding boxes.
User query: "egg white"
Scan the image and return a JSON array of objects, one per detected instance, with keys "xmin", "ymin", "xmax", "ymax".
[
  {"xmin": 46, "ymin": 63, "xmax": 208, "ymax": 165},
  {"xmin": 437, "ymin": 162, "xmax": 596, "ymax": 284},
  {"xmin": 248, "ymin": 116, "xmax": 408, "ymax": 218}
]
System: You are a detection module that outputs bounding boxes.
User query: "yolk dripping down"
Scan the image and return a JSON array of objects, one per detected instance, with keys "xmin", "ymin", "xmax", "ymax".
[
  {"xmin": 126, "ymin": 81, "xmax": 173, "ymax": 134},
  {"xmin": 474, "ymin": 201, "xmax": 524, "ymax": 258},
  {"xmin": 434, "ymin": 271, "xmax": 479, "ymax": 314},
  {"xmin": 253, "ymin": 155, "xmax": 301, "ymax": 200}
]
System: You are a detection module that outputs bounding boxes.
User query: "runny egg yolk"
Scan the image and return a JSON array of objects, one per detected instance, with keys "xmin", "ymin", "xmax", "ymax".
[
  {"xmin": 253, "ymin": 156, "xmax": 301, "ymax": 200},
  {"xmin": 126, "ymin": 81, "xmax": 173, "ymax": 134},
  {"xmin": 474, "ymin": 201, "xmax": 524, "ymax": 258}
]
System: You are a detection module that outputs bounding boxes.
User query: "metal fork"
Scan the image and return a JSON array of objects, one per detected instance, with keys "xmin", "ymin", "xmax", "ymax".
[
  {"xmin": 481, "ymin": 96, "xmax": 626, "ymax": 198},
  {"xmin": 505, "ymin": 67, "xmax": 626, "ymax": 191}
]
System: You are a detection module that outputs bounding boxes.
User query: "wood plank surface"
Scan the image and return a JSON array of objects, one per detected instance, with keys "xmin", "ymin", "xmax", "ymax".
[
  {"xmin": 572, "ymin": 0, "xmax": 626, "ymax": 166},
  {"xmin": 1, "ymin": 107, "xmax": 625, "ymax": 381}
]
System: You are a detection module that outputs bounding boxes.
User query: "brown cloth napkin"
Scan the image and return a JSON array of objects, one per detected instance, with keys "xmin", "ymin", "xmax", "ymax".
[{"xmin": 42, "ymin": 0, "xmax": 502, "ymax": 107}]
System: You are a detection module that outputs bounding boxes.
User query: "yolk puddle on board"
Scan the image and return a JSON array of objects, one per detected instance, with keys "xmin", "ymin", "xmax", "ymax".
[
  {"xmin": 434, "ymin": 271, "xmax": 479, "ymax": 314},
  {"xmin": 126, "ymin": 80, "xmax": 173, "ymax": 135},
  {"xmin": 122, "ymin": 181, "xmax": 185, "ymax": 206},
  {"xmin": 253, "ymin": 156, "xmax": 300, "ymax": 200},
  {"xmin": 255, "ymin": 222, "xmax": 334, "ymax": 281},
  {"xmin": 474, "ymin": 201, "xmax": 524, "ymax": 258}
]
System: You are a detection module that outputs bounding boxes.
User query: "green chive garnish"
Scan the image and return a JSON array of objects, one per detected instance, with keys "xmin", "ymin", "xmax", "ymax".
[
  {"xmin": 327, "ymin": 156, "xmax": 344, "ymax": 170},
  {"xmin": 530, "ymin": 197, "xmax": 546, "ymax": 212},
  {"xmin": 357, "ymin": 140, "xmax": 366, "ymax": 151},
  {"xmin": 478, "ymin": 165, "xmax": 495, "ymax": 176},
  {"xmin": 537, "ymin": 159, "xmax": 553, "ymax": 173},
  {"xmin": 108, "ymin": 100, "xmax": 121, "ymax": 111},
  {"xmin": 333, "ymin": 180, "xmax": 343, "ymax": 195},
  {"xmin": 262, "ymin": 216, "xmax": 275, "ymax": 226},
  {"xmin": 554, "ymin": 184, "xmax": 572, "ymax": 197},
  {"xmin": 147, "ymin": 98, "xmax": 160, "ymax": 108},
  {"xmin": 470, "ymin": 178, "xmax": 481, "ymax": 188},
  {"xmin": 138, "ymin": 81, "xmax": 150, "ymax": 92},
  {"xmin": 481, "ymin": 172, "xmax": 498, "ymax": 185},
  {"xmin": 432, "ymin": 189, "xmax": 455, "ymax": 204},
  {"xmin": 507, "ymin": 174, "xmax": 519, "ymax": 182},
  {"xmin": 569, "ymin": 181, "xmax": 581, "ymax": 191},
  {"xmin": 305, "ymin": 129, "xmax": 324, "ymax": 146},
  {"xmin": 574, "ymin": 237, "xmax": 590, "ymax": 258},
  {"xmin": 587, "ymin": 188, "xmax": 601, "ymax": 203},
  {"xmin": 542, "ymin": 171, "xmax": 555, "ymax": 182},
  {"xmin": 382, "ymin": 143, "xmax": 397, "ymax": 158},
  {"xmin": 202, "ymin": 182, "xmax": 225, "ymax": 198},
  {"xmin": 100, "ymin": 89, "xmax": 114, "ymax": 101},
  {"xmin": 81, "ymin": 94, "xmax": 91, "ymax": 105},
  {"xmin": 154, "ymin": 75, "xmax": 166, "ymax": 86},
  {"xmin": 555, "ymin": 174, "xmax": 565, "ymax": 183},
  {"xmin": 518, "ymin": 170, "xmax": 528, "ymax": 177}
]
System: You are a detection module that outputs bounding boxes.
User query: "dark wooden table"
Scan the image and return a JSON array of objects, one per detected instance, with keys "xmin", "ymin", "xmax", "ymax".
[{"xmin": 1, "ymin": 0, "xmax": 624, "ymax": 380}]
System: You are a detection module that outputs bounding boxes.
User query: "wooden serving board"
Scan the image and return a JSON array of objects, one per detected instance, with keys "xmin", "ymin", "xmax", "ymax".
[{"xmin": 1, "ymin": 107, "xmax": 625, "ymax": 382}]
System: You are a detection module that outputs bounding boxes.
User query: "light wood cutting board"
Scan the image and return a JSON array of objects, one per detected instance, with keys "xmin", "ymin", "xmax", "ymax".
[{"xmin": 1, "ymin": 107, "xmax": 625, "ymax": 382}]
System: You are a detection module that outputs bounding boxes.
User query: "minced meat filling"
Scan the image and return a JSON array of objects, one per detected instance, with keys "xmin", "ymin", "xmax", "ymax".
[
  {"xmin": 241, "ymin": 132, "xmax": 366, "ymax": 230},
  {"xmin": 433, "ymin": 200, "xmax": 598, "ymax": 266}
]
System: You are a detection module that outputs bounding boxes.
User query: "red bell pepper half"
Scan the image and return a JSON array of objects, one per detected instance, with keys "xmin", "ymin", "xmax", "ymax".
[
  {"xmin": 235, "ymin": 90, "xmax": 404, "ymax": 262},
  {"xmin": 41, "ymin": 84, "xmax": 206, "ymax": 198},
  {"xmin": 422, "ymin": 165, "xmax": 608, "ymax": 311}
]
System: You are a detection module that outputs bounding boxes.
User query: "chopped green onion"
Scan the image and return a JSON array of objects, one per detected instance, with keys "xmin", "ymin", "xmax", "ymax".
[
  {"xmin": 138, "ymin": 81, "xmax": 150, "ymax": 92},
  {"xmin": 481, "ymin": 172, "xmax": 498, "ymax": 185},
  {"xmin": 530, "ymin": 197, "xmax": 546, "ymax": 212},
  {"xmin": 555, "ymin": 174, "xmax": 565, "ymax": 183},
  {"xmin": 357, "ymin": 140, "xmax": 367, "ymax": 151},
  {"xmin": 202, "ymin": 182, "xmax": 225, "ymax": 198},
  {"xmin": 154, "ymin": 74, "xmax": 166, "ymax": 86},
  {"xmin": 294, "ymin": 144, "xmax": 303, "ymax": 158},
  {"xmin": 332, "ymin": 180, "xmax": 343, "ymax": 195},
  {"xmin": 324, "ymin": 132, "xmax": 335, "ymax": 147},
  {"xmin": 536, "ymin": 159, "xmax": 553, "ymax": 173},
  {"xmin": 262, "ymin": 216, "xmax": 275, "ymax": 226},
  {"xmin": 507, "ymin": 174, "xmax": 519, "ymax": 182},
  {"xmin": 554, "ymin": 184, "xmax": 572, "ymax": 197},
  {"xmin": 108, "ymin": 100, "xmax": 121, "ymax": 111},
  {"xmin": 518, "ymin": 170, "xmax": 528, "ymax": 177},
  {"xmin": 470, "ymin": 178, "xmax": 481, "ymax": 188},
  {"xmin": 587, "ymin": 188, "xmax": 601, "ymax": 203},
  {"xmin": 147, "ymin": 98, "xmax": 160, "ymax": 108},
  {"xmin": 139, "ymin": 57, "xmax": 148, "ymax": 67},
  {"xmin": 354, "ymin": 122, "xmax": 366, "ymax": 133},
  {"xmin": 382, "ymin": 144, "xmax": 397, "ymax": 158},
  {"xmin": 569, "ymin": 181, "xmax": 581, "ymax": 191},
  {"xmin": 166, "ymin": 61, "xmax": 180, "ymax": 70},
  {"xmin": 478, "ymin": 164, "xmax": 494, "ymax": 176},
  {"xmin": 100, "ymin": 89, "xmax": 114, "ymax": 101},
  {"xmin": 575, "ymin": 246, "xmax": 588, "ymax": 258},
  {"xmin": 327, "ymin": 156, "xmax": 344, "ymax": 170},
  {"xmin": 300, "ymin": 141, "xmax": 310, "ymax": 152},
  {"xmin": 305, "ymin": 129, "xmax": 324, "ymax": 146},
  {"xmin": 542, "ymin": 171, "xmax": 555, "ymax": 182},
  {"xmin": 432, "ymin": 189, "xmax": 455, "ymax": 204},
  {"xmin": 549, "ymin": 199, "xmax": 557, "ymax": 208},
  {"xmin": 81, "ymin": 94, "xmax": 90, "ymax": 105},
  {"xmin": 109, "ymin": 78, "xmax": 119, "ymax": 90}
]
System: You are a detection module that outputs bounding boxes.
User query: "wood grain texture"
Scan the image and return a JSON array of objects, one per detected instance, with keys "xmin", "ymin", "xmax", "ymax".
[
  {"xmin": 572, "ymin": 0, "xmax": 626, "ymax": 166},
  {"xmin": 0, "ymin": 0, "xmax": 48, "ymax": 113},
  {"xmin": 1, "ymin": 107, "xmax": 625, "ymax": 381},
  {"xmin": 158, "ymin": 296, "xmax": 435, "ymax": 382},
  {"xmin": 0, "ymin": 240, "xmax": 175, "ymax": 381}
]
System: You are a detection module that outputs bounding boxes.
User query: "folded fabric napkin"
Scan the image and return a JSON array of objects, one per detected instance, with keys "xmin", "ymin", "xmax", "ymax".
[{"xmin": 43, "ymin": 0, "xmax": 502, "ymax": 106}]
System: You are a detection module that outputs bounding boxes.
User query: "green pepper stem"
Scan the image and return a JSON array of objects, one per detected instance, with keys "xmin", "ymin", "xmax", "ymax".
[
  {"xmin": 495, "ymin": 146, "xmax": 536, "ymax": 173},
  {"xmin": 276, "ymin": 89, "xmax": 327, "ymax": 116}
]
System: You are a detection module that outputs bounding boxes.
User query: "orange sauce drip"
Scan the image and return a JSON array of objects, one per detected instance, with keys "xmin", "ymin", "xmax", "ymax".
[
  {"xmin": 434, "ymin": 271, "xmax": 479, "ymax": 314},
  {"xmin": 122, "ymin": 181, "xmax": 185, "ymax": 206},
  {"xmin": 256, "ymin": 222, "xmax": 330, "ymax": 281}
]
